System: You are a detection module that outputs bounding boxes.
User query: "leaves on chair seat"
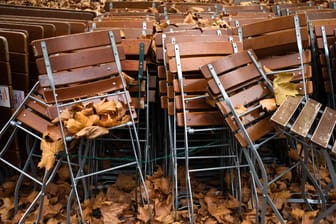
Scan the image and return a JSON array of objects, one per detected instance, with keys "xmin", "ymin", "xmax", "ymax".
[{"xmin": 75, "ymin": 126, "xmax": 109, "ymax": 139}]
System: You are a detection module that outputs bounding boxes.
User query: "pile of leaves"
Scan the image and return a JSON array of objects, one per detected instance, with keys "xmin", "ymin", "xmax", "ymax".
[
  {"xmin": 38, "ymin": 98, "xmax": 130, "ymax": 171},
  {"xmin": 1, "ymin": 151, "xmax": 336, "ymax": 224}
]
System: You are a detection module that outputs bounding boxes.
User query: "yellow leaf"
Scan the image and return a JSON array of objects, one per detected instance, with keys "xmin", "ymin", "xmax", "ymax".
[
  {"xmin": 259, "ymin": 98, "xmax": 277, "ymax": 112},
  {"xmin": 38, "ymin": 136, "xmax": 64, "ymax": 170},
  {"xmin": 273, "ymin": 72, "xmax": 299, "ymax": 105}
]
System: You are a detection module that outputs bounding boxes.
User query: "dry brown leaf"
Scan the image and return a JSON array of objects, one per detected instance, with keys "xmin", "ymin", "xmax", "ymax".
[
  {"xmin": 263, "ymin": 65, "xmax": 272, "ymax": 74},
  {"xmin": 52, "ymin": 108, "xmax": 72, "ymax": 123},
  {"xmin": 291, "ymin": 207, "xmax": 305, "ymax": 220},
  {"xmin": 137, "ymin": 204, "xmax": 153, "ymax": 223},
  {"xmin": 184, "ymin": 12, "xmax": 197, "ymax": 24},
  {"xmin": 204, "ymin": 217, "xmax": 218, "ymax": 224},
  {"xmin": 0, "ymin": 197, "xmax": 14, "ymax": 221},
  {"xmin": 101, "ymin": 202, "xmax": 128, "ymax": 224},
  {"xmin": 288, "ymin": 148, "xmax": 300, "ymax": 161},
  {"xmin": 105, "ymin": 185, "xmax": 131, "ymax": 204},
  {"xmin": 259, "ymin": 98, "xmax": 277, "ymax": 112},
  {"xmin": 235, "ymin": 105, "xmax": 247, "ymax": 115},
  {"xmin": 122, "ymin": 72, "xmax": 138, "ymax": 86},
  {"xmin": 75, "ymin": 126, "xmax": 109, "ymax": 139},
  {"xmin": 38, "ymin": 136, "xmax": 64, "ymax": 170},
  {"xmin": 115, "ymin": 173, "xmax": 135, "ymax": 192},
  {"xmin": 204, "ymin": 189, "xmax": 231, "ymax": 222},
  {"xmin": 275, "ymin": 166, "xmax": 292, "ymax": 181},
  {"xmin": 94, "ymin": 99, "xmax": 117, "ymax": 115},
  {"xmin": 63, "ymin": 120, "xmax": 78, "ymax": 135},
  {"xmin": 154, "ymin": 198, "xmax": 171, "ymax": 218}
]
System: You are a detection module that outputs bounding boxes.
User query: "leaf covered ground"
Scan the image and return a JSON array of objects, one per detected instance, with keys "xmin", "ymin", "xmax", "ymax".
[{"xmin": 0, "ymin": 156, "xmax": 336, "ymax": 224}]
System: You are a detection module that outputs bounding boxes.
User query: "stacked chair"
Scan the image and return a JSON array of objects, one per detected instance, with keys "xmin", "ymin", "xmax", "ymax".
[
  {"xmin": 165, "ymin": 36, "xmax": 245, "ymax": 222},
  {"xmin": 0, "ymin": 29, "xmax": 150, "ymax": 223}
]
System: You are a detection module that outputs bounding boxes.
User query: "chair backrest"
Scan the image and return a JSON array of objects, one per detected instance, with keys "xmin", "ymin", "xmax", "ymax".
[
  {"xmin": 241, "ymin": 14, "xmax": 313, "ymax": 97},
  {"xmin": 13, "ymin": 30, "xmax": 132, "ymax": 140},
  {"xmin": 201, "ymin": 50, "xmax": 275, "ymax": 147},
  {"xmin": 0, "ymin": 36, "xmax": 13, "ymax": 126},
  {"xmin": 0, "ymin": 29, "xmax": 29, "ymax": 94},
  {"xmin": 310, "ymin": 19, "xmax": 336, "ymax": 107},
  {"xmin": 165, "ymin": 39, "xmax": 243, "ymax": 127},
  {"xmin": 0, "ymin": 3, "xmax": 96, "ymax": 20}
]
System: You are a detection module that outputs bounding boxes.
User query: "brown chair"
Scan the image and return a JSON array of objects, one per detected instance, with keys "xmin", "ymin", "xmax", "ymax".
[
  {"xmin": 0, "ymin": 30, "xmax": 150, "ymax": 223},
  {"xmin": 271, "ymin": 95, "xmax": 336, "ymax": 224},
  {"xmin": 201, "ymin": 49, "xmax": 324, "ymax": 224},
  {"xmin": 165, "ymin": 36, "xmax": 244, "ymax": 222}
]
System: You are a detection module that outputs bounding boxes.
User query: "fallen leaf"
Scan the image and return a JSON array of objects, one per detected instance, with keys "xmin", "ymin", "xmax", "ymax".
[
  {"xmin": 137, "ymin": 204, "xmax": 153, "ymax": 223},
  {"xmin": 273, "ymin": 72, "xmax": 299, "ymax": 105},
  {"xmin": 115, "ymin": 173, "xmax": 135, "ymax": 192},
  {"xmin": 38, "ymin": 135, "xmax": 64, "ymax": 170},
  {"xmin": 75, "ymin": 126, "xmax": 109, "ymax": 139},
  {"xmin": 94, "ymin": 99, "xmax": 117, "ymax": 115},
  {"xmin": 259, "ymin": 98, "xmax": 277, "ymax": 112},
  {"xmin": 101, "ymin": 202, "xmax": 128, "ymax": 224},
  {"xmin": 291, "ymin": 207, "xmax": 305, "ymax": 220}
]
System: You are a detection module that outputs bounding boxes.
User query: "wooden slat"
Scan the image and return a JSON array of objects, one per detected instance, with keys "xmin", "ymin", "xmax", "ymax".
[
  {"xmin": 207, "ymin": 63, "xmax": 260, "ymax": 95},
  {"xmin": 235, "ymin": 117, "xmax": 274, "ymax": 148},
  {"xmin": 311, "ymin": 107, "xmax": 336, "ymax": 148},
  {"xmin": 38, "ymin": 62, "xmax": 119, "ymax": 87},
  {"xmin": 291, "ymin": 98, "xmax": 322, "ymax": 137},
  {"xmin": 35, "ymin": 45, "xmax": 125, "ymax": 74},
  {"xmin": 166, "ymin": 41, "xmax": 240, "ymax": 58},
  {"xmin": 43, "ymin": 77, "xmax": 124, "ymax": 104},
  {"xmin": 0, "ymin": 4, "xmax": 95, "ymax": 20},
  {"xmin": 176, "ymin": 111, "xmax": 225, "ymax": 127},
  {"xmin": 241, "ymin": 14, "xmax": 307, "ymax": 38},
  {"xmin": 173, "ymin": 78, "xmax": 208, "ymax": 93},
  {"xmin": 200, "ymin": 50, "xmax": 253, "ymax": 80},
  {"xmin": 16, "ymin": 108, "xmax": 52, "ymax": 135},
  {"xmin": 271, "ymin": 96, "xmax": 303, "ymax": 127},
  {"xmin": 31, "ymin": 30, "xmax": 122, "ymax": 57}
]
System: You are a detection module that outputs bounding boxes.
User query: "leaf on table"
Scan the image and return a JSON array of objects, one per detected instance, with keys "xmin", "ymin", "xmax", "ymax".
[
  {"xmin": 75, "ymin": 126, "xmax": 109, "ymax": 139},
  {"xmin": 259, "ymin": 98, "xmax": 277, "ymax": 112},
  {"xmin": 38, "ymin": 134, "xmax": 64, "ymax": 170},
  {"xmin": 273, "ymin": 72, "xmax": 299, "ymax": 105}
]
